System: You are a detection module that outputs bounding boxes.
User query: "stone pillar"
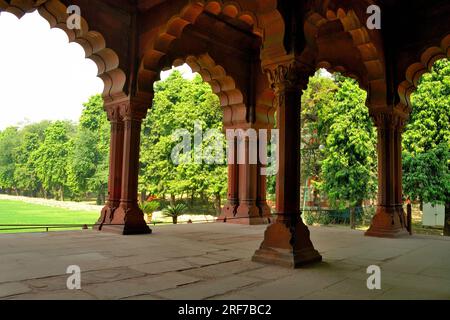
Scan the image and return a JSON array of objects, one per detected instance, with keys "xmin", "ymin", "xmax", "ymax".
[
  {"xmin": 257, "ymin": 129, "xmax": 272, "ymax": 222},
  {"xmin": 102, "ymin": 97, "xmax": 152, "ymax": 235},
  {"xmin": 235, "ymin": 132, "xmax": 265, "ymax": 224},
  {"xmin": 252, "ymin": 60, "xmax": 322, "ymax": 268},
  {"xmin": 95, "ymin": 102, "xmax": 124, "ymax": 230},
  {"xmin": 366, "ymin": 112, "xmax": 409, "ymax": 238},
  {"xmin": 218, "ymin": 135, "xmax": 239, "ymax": 222},
  {"xmin": 218, "ymin": 126, "xmax": 271, "ymax": 225}
]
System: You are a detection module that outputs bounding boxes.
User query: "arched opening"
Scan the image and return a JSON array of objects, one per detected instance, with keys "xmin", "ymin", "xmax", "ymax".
[
  {"xmin": 402, "ymin": 58, "xmax": 450, "ymax": 236},
  {"xmin": 138, "ymin": 63, "xmax": 228, "ymax": 225},
  {"xmin": 300, "ymin": 69, "xmax": 377, "ymax": 229},
  {"xmin": 0, "ymin": 9, "xmax": 120, "ymax": 232}
]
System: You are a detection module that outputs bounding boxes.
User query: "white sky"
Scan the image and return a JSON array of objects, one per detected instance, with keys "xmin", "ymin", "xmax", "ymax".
[{"xmin": 0, "ymin": 11, "xmax": 195, "ymax": 130}]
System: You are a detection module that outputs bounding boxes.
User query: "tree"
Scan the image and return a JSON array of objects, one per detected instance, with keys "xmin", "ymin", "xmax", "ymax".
[
  {"xmin": 13, "ymin": 121, "xmax": 50, "ymax": 197},
  {"xmin": 402, "ymin": 59, "xmax": 450, "ymax": 235},
  {"xmin": 67, "ymin": 95, "xmax": 109, "ymax": 203},
  {"xmin": 311, "ymin": 75, "xmax": 377, "ymax": 227},
  {"xmin": 0, "ymin": 127, "xmax": 20, "ymax": 194},
  {"xmin": 301, "ymin": 72, "xmax": 339, "ymax": 206},
  {"xmin": 140, "ymin": 71, "xmax": 227, "ymax": 209},
  {"xmin": 32, "ymin": 121, "xmax": 75, "ymax": 200}
]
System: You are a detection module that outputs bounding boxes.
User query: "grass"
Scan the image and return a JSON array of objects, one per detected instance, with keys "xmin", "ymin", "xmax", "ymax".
[{"xmin": 0, "ymin": 200, "xmax": 99, "ymax": 234}]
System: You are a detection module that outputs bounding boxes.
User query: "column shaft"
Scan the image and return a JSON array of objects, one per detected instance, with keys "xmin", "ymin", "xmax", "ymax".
[
  {"xmin": 252, "ymin": 60, "xmax": 322, "ymax": 268},
  {"xmin": 102, "ymin": 98, "xmax": 151, "ymax": 235},
  {"xmin": 366, "ymin": 113, "xmax": 408, "ymax": 238}
]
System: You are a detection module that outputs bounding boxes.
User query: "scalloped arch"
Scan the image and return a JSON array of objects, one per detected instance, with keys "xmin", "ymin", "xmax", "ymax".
[
  {"xmin": 304, "ymin": 7, "xmax": 385, "ymax": 107},
  {"xmin": 398, "ymin": 34, "xmax": 450, "ymax": 110},
  {"xmin": 137, "ymin": 0, "xmax": 285, "ymax": 96},
  {"xmin": 171, "ymin": 53, "xmax": 248, "ymax": 127},
  {"xmin": 316, "ymin": 61, "xmax": 361, "ymax": 83},
  {"xmin": 0, "ymin": 0, "xmax": 126, "ymax": 100}
]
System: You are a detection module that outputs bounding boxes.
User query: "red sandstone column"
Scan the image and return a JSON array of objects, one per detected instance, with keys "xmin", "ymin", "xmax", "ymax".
[
  {"xmin": 366, "ymin": 112, "xmax": 408, "ymax": 238},
  {"xmin": 252, "ymin": 60, "xmax": 322, "ymax": 268},
  {"xmin": 95, "ymin": 102, "xmax": 124, "ymax": 230},
  {"xmin": 218, "ymin": 135, "xmax": 239, "ymax": 222},
  {"xmin": 102, "ymin": 97, "xmax": 152, "ymax": 235},
  {"xmin": 257, "ymin": 127, "xmax": 273, "ymax": 221},
  {"xmin": 235, "ymin": 134, "xmax": 265, "ymax": 224}
]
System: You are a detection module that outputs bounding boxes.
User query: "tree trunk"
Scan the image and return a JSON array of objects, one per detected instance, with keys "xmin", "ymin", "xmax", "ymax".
[
  {"xmin": 350, "ymin": 207, "xmax": 356, "ymax": 230},
  {"xmin": 190, "ymin": 191, "xmax": 195, "ymax": 207},
  {"xmin": 60, "ymin": 186, "xmax": 64, "ymax": 202},
  {"xmin": 170, "ymin": 194, "xmax": 176, "ymax": 206},
  {"xmin": 444, "ymin": 202, "xmax": 450, "ymax": 237},
  {"xmin": 140, "ymin": 190, "xmax": 147, "ymax": 204},
  {"xmin": 215, "ymin": 193, "xmax": 221, "ymax": 215},
  {"xmin": 172, "ymin": 216, "xmax": 178, "ymax": 225}
]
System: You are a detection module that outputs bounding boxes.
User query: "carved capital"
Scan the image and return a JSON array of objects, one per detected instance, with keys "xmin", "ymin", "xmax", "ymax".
[
  {"xmin": 265, "ymin": 60, "xmax": 311, "ymax": 93},
  {"xmin": 371, "ymin": 112, "xmax": 407, "ymax": 131},
  {"xmin": 118, "ymin": 96, "xmax": 153, "ymax": 122},
  {"xmin": 104, "ymin": 104, "xmax": 122, "ymax": 123}
]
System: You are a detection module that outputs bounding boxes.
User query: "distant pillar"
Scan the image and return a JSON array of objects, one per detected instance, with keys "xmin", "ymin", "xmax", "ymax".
[
  {"xmin": 252, "ymin": 59, "xmax": 322, "ymax": 268},
  {"xmin": 218, "ymin": 135, "xmax": 239, "ymax": 222},
  {"xmin": 218, "ymin": 125, "xmax": 270, "ymax": 225},
  {"xmin": 102, "ymin": 96, "xmax": 152, "ymax": 235},
  {"xmin": 95, "ymin": 101, "xmax": 124, "ymax": 230},
  {"xmin": 366, "ymin": 112, "xmax": 409, "ymax": 238}
]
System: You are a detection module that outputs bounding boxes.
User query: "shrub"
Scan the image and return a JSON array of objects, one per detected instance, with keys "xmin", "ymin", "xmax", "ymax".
[{"xmin": 163, "ymin": 203, "xmax": 188, "ymax": 224}]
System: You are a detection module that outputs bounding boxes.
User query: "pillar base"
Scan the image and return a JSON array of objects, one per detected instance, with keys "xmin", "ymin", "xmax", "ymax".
[
  {"xmin": 252, "ymin": 217, "xmax": 322, "ymax": 268},
  {"xmin": 99, "ymin": 203, "xmax": 152, "ymax": 235},
  {"xmin": 217, "ymin": 202, "xmax": 270, "ymax": 225},
  {"xmin": 217, "ymin": 202, "xmax": 237, "ymax": 223},
  {"xmin": 94, "ymin": 204, "xmax": 117, "ymax": 231},
  {"xmin": 258, "ymin": 201, "xmax": 273, "ymax": 222},
  {"xmin": 365, "ymin": 206, "xmax": 409, "ymax": 238}
]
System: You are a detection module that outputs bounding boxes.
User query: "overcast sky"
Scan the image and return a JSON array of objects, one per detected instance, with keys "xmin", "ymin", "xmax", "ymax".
[{"xmin": 0, "ymin": 11, "xmax": 194, "ymax": 130}]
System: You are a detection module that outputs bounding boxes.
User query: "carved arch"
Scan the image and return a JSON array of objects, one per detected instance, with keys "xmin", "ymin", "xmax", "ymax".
[
  {"xmin": 137, "ymin": 0, "xmax": 285, "ymax": 96},
  {"xmin": 398, "ymin": 34, "xmax": 450, "ymax": 111},
  {"xmin": 167, "ymin": 53, "xmax": 248, "ymax": 127},
  {"xmin": 304, "ymin": 6, "xmax": 385, "ymax": 107},
  {"xmin": 0, "ymin": 0, "xmax": 126, "ymax": 100}
]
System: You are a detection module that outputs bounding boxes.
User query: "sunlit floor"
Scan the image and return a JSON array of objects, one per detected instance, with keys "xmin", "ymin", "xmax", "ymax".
[{"xmin": 1, "ymin": 223, "xmax": 450, "ymax": 300}]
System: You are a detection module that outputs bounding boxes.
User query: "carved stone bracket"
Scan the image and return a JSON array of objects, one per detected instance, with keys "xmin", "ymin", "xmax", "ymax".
[
  {"xmin": 371, "ymin": 111, "xmax": 408, "ymax": 131},
  {"xmin": 119, "ymin": 97, "xmax": 152, "ymax": 122},
  {"xmin": 264, "ymin": 59, "xmax": 312, "ymax": 93}
]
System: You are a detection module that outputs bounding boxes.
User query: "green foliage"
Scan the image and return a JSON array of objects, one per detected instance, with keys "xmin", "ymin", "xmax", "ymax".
[
  {"xmin": 163, "ymin": 203, "xmax": 188, "ymax": 224},
  {"xmin": 0, "ymin": 95, "xmax": 108, "ymax": 202},
  {"xmin": 319, "ymin": 77, "xmax": 377, "ymax": 207},
  {"xmin": 140, "ymin": 71, "xmax": 227, "ymax": 203},
  {"xmin": 403, "ymin": 144, "xmax": 449, "ymax": 205},
  {"xmin": 13, "ymin": 121, "xmax": 50, "ymax": 196},
  {"xmin": 163, "ymin": 203, "xmax": 188, "ymax": 217},
  {"xmin": 0, "ymin": 127, "xmax": 20, "ymax": 192},
  {"xmin": 300, "ymin": 72, "xmax": 377, "ymax": 208},
  {"xmin": 141, "ymin": 201, "xmax": 161, "ymax": 214},
  {"xmin": 67, "ymin": 95, "xmax": 109, "ymax": 203},
  {"xmin": 32, "ymin": 121, "xmax": 75, "ymax": 200},
  {"xmin": 403, "ymin": 59, "xmax": 450, "ymax": 205}
]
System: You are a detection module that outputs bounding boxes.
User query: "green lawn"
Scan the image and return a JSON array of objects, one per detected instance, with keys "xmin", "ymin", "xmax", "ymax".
[{"xmin": 0, "ymin": 200, "xmax": 99, "ymax": 233}]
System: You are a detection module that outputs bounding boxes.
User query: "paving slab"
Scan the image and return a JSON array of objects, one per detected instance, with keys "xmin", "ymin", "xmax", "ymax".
[{"xmin": 0, "ymin": 223, "xmax": 449, "ymax": 300}]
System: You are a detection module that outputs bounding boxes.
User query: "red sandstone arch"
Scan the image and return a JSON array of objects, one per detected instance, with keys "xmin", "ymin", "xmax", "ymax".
[
  {"xmin": 0, "ymin": 0, "xmax": 126, "ymax": 101},
  {"xmin": 170, "ymin": 53, "xmax": 247, "ymax": 127},
  {"xmin": 398, "ymin": 34, "xmax": 450, "ymax": 111},
  {"xmin": 304, "ymin": 5, "xmax": 386, "ymax": 107},
  {"xmin": 137, "ymin": 0, "xmax": 285, "ymax": 96}
]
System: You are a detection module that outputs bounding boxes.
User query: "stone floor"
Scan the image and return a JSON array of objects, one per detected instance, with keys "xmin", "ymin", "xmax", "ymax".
[{"xmin": 1, "ymin": 223, "xmax": 450, "ymax": 300}]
